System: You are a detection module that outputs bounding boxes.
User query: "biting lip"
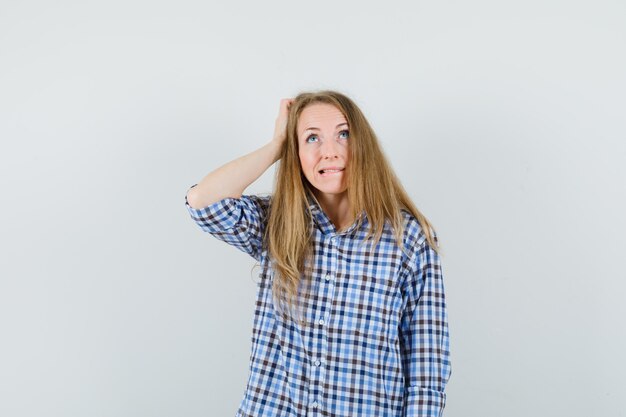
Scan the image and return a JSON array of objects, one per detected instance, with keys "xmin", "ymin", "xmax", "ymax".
[
  {"xmin": 318, "ymin": 166, "xmax": 344, "ymax": 173},
  {"xmin": 318, "ymin": 167, "xmax": 345, "ymax": 177}
]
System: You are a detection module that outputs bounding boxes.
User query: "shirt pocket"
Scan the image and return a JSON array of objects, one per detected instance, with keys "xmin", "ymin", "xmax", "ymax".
[{"xmin": 342, "ymin": 270, "xmax": 403, "ymax": 345}]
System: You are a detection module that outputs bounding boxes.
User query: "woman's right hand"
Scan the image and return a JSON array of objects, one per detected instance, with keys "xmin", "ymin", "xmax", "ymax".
[{"xmin": 272, "ymin": 98, "xmax": 294, "ymax": 145}]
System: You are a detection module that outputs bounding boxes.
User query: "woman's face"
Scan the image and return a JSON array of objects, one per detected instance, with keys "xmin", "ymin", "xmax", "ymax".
[{"xmin": 297, "ymin": 103, "xmax": 350, "ymax": 199}]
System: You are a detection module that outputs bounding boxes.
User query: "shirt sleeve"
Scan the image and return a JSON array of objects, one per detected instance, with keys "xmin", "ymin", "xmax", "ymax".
[
  {"xmin": 399, "ymin": 237, "xmax": 452, "ymax": 417},
  {"xmin": 184, "ymin": 183, "xmax": 271, "ymax": 261}
]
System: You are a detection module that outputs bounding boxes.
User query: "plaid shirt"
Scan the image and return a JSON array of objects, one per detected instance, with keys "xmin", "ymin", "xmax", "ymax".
[{"xmin": 185, "ymin": 183, "xmax": 451, "ymax": 417}]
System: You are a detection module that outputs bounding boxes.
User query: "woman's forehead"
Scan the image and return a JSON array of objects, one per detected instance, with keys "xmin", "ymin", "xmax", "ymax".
[{"xmin": 298, "ymin": 103, "xmax": 347, "ymax": 134}]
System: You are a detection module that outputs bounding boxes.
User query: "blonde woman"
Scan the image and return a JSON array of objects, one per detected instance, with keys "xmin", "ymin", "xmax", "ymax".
[{"xmin": 185, "ymin": 90, "xmax": 451, "ymax": 417}]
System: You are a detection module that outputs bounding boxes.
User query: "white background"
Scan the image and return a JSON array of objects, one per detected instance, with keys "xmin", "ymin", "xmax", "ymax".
[{"xmin": 1, "ymin": 1, "xmax": 624, "ymax": 416}]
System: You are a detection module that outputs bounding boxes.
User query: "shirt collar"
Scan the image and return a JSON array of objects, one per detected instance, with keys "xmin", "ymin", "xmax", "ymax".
[{"xmin": 305, "ymin": 191, "xmax": 365, "ymax": 236}]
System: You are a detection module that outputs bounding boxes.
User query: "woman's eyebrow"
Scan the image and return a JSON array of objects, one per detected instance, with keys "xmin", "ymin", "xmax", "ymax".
[{"xmin": 303, "ymin": 122, "xmax": 349, "ymax": 133}]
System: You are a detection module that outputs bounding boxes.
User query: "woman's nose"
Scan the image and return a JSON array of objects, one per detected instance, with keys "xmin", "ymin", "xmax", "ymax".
[{"xmin": 320, "ymin": 138, "xmax": 340, "ymax": 158}]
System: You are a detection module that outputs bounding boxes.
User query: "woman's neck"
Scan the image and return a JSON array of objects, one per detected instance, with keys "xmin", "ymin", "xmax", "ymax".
[{"xmin": 313, "ymin": 190, "xmax": 353, "ymax": 231}]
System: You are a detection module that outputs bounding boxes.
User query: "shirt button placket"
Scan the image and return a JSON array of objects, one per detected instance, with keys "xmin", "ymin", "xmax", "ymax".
[
  {"xmin": 309, "ymin": 313, "xmax": 326, "ymax": 413},
  {"xmin": 308, "ymin": 234, "xmax": 338, "ymax": 414}
]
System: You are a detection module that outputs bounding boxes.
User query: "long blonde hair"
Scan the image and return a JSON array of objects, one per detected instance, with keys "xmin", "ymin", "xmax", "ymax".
[{"xmin": 265, "ymin": 90, "xmax": 439, "ymax": 319}]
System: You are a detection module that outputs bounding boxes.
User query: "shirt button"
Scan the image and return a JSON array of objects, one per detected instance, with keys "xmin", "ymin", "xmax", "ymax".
[
  {"xmin": 318, "ymin": 318, "xmax": 325, "ymax": 325},
  {"xmin": 325, "ymin": 272, "xmax": 331, "ymax": 281},
  {"xmin": 311, "ymin": 401, "xmax": 319, "ymax": 409},
  {"xmin": 314, "ymin": 360, "xmax": 321, "ymax": 366}
]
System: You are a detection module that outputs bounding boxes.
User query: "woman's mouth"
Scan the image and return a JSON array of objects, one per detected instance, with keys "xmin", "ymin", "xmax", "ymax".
[{"xmin": 319, "ymin": 168, "xmax": 345, "ymax": 176}]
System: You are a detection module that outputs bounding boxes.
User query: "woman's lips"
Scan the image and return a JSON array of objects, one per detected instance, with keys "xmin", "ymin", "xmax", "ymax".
[{"xmin": 319, "ymin": 168, "xmax": 344, "ymax": 177}]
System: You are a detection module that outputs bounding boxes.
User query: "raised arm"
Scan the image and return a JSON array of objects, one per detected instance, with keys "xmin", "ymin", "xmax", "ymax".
[
  {"xmin": 186, "ymin": 98, "xmax": 293, "ymax": 209},
  {"xmin": 184, "ymin": 98, "xmax": 294, "ymax": 261}
]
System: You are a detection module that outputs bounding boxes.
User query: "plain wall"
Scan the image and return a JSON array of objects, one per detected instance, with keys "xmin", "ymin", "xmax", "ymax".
[{"xmin": 1, "ymin": 0, "xmax": 624, "ymax": 416}]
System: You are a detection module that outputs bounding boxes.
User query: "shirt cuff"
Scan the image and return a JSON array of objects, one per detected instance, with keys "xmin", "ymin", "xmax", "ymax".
[{"xmin": 404, "ymin": 386, "xmax": 447, "ymax": 417}]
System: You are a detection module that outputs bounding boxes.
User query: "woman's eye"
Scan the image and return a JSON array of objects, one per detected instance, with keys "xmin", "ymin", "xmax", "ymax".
[{"xmin": 305, "ymin": 131, "xmax": 348, "ymax": 143}]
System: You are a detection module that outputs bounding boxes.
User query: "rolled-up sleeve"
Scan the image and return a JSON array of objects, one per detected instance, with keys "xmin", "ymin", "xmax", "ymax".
[
  {"xmin": 399, "ymin": 238, "xmax": 452, "ymax": 417},
  {"xmin": 184, "ymin": 183, "xmax": 271, "ymax": 261}
]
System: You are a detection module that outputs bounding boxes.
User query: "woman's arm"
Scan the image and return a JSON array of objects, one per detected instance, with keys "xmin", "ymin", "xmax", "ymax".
[
  {"xmin": 186, "ymin": 140, "xmax": 282, "ymax": 209},
  {"xmin": 400, "ymin": 239, "xmax": 452, "ymax": 417},
  {"xmin": 186, "ymin": 98, "xmax": 293, "ymax": 209}
]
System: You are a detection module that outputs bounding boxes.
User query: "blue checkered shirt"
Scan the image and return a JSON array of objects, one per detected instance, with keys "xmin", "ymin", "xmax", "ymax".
[{"xmin": 185, "ymin": 184, "xmax": 451, "ymax": 417}]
